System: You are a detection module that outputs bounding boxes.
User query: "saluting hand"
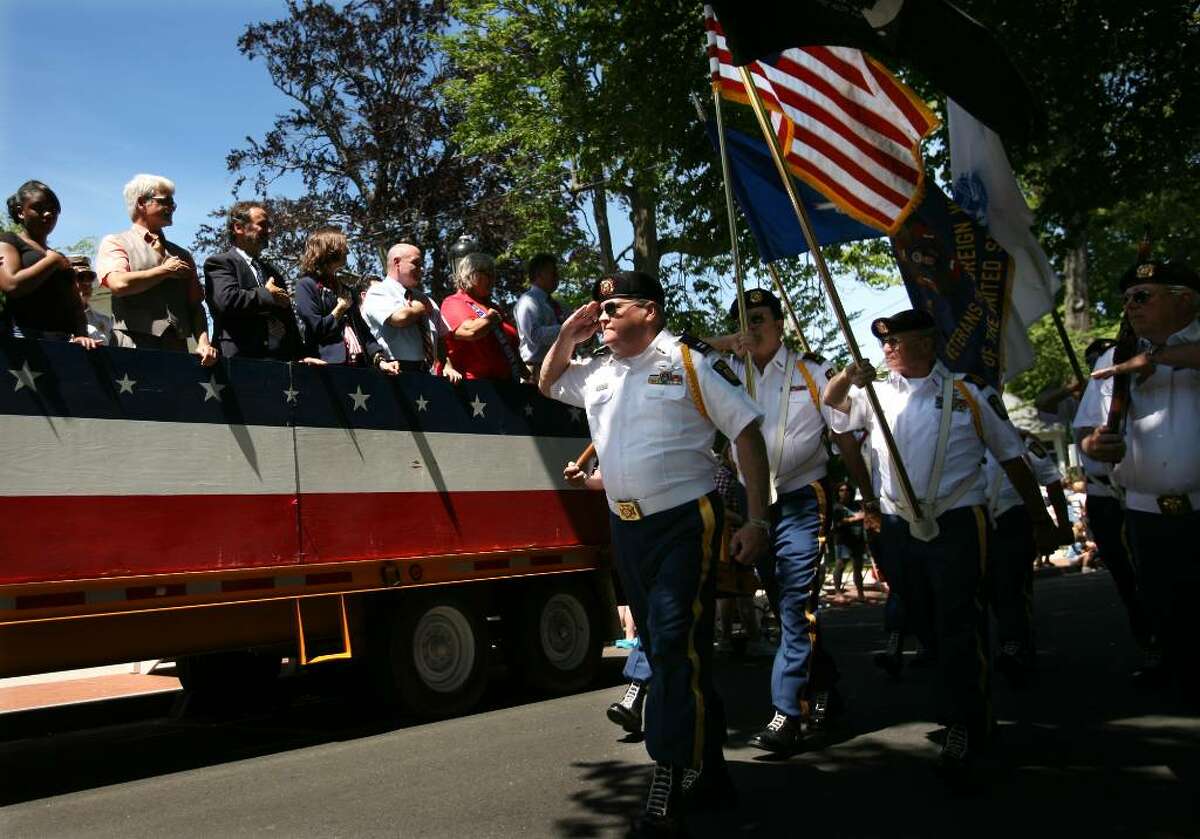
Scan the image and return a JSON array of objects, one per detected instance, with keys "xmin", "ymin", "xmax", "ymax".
[{"xmin": 560, "ymin": 301, "xmax": 600, "ymax": 344}]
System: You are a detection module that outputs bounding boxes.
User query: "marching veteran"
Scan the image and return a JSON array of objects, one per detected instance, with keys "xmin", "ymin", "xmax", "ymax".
[
  {"xmin": 1076, "ymin": 259, "xmax": 1200, "ymax": 697},
  {"xmin": 707, "ymin": 288, "xmax": 869, "ymax": 752},
  {"xmin": 540, "ymin": 270, "xmax": 770, "ymax": 836},
  {"xmin": 823, "ymin": 309, "xmax": 1059, "ymax": 777}
]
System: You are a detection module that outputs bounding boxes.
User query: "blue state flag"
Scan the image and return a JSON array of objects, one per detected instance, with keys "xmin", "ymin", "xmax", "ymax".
[
  {"xmin": 890, "ymin": 183, "xmax": 1014, "ymax": 389},
  {"xmin": 705, "ymin": 121, "xmax": 882, "ymax": 262}
]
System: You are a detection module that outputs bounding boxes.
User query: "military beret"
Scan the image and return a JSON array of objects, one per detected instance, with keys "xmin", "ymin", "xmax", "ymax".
[
  {"xmin": 870, "ymin": 309, "xmax": 936, "ymax": 339},
  {"xmin": 728, "ymin": 287, "xmax": 782, "ymax": 322},
  {"xmin": 1119, "ymin": 260, "xmax": 1200, "ymax": 293},
  {"xmin": 592, "ymin": 270, "xmax": 665, "ymax": 307}
]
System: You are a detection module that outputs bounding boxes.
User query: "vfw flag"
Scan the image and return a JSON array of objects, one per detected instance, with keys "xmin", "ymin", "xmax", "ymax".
[{"xmin": 948, "ymin": 99, "xmax": 1060, "ymax": 380}]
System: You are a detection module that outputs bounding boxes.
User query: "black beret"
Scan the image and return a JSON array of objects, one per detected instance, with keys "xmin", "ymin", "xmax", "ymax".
[
  {"xmin": 728, "ymin": 287, "xmax": 782, "ymax": 322},
  {"xmin": 592, "ymin": 270, "xmax": 665, "ymax": 307},
  {"xmin": 1119, "ymin": 260, "xmax": 1200, "ymax": 293},
  {"xmin": 871, "ymin": 309, "xmax": 936, "ymax": 339}
]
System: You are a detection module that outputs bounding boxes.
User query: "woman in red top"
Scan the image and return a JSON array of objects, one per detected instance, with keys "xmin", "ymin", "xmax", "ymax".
[{"xmin": 440, "ymin": 252, "xmax": 526, "ymax": 381}]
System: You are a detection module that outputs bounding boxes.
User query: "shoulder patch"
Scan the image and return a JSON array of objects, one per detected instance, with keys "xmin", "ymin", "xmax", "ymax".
[
  {"xmin": 679, "ymin": 333, "xmax": 715, "ymax": 356},
  {"xmin": 711, "ymin": 358, "xmax": 742, "ymax": 387},
  {"xmin": 987, "ymin": 393, "xmax": 1009, "ymax": 420},
  {"xmin": 1027, "ymin": 438, "xmax": 1048, "ymax": 459},
  {"xmin": 824, "ymin": 367, "xmax": 834, "ymax": 380}
]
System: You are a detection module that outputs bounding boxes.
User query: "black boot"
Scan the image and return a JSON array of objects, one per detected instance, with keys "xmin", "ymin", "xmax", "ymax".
[
  {"xmin": 681, "ymin": 760, "xmax": 739, "ymax": 811},
  {"xmin": 607, "ymin": 681, "xmax": 645, "ymax": 733},
  {"xmin": 873, "ymin": 630, "xmax": 903, "ymax": 678},
  {"xmin": 748, "ymin": 710, "xmax": 805, "ymax": 754},
  {"xmin": 806, "ymin": 685, "xmax": 845, "ymax": 732},
  {"xmin": 936, "ymin": 723, "xmax": 974, "ymax": 786},
  {"xmin": 633, "ymin": 762, "xmax": 684, "ymax": 837}
]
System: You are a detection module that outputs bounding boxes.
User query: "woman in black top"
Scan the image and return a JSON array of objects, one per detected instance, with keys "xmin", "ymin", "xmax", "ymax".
[
  {"xmin": 292, "ymin": 227, "xmax": 395, "ymax": 372},
  {"xmin": 0, "ymin": 180, "xmax": 97, "ymax": 347}
]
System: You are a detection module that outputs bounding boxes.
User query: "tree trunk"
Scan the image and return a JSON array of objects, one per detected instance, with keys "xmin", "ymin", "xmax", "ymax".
[
  {"xmin": 591, "ymin": 181, "xmax": 616, "ymax": 275},
  {"xmin": 629, "ymin": 177, "xmax": 660, "ymax": 278},
  {"xmin": 1062, "ymin": 219, "xmax": 1090, "ymax": 332}
]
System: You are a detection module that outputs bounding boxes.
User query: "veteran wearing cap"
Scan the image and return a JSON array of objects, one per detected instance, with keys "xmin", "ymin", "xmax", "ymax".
[
  {"xmin": 707, "ymin": 288, "xmax": 869, "ymax": 751},
  {"xmin": 540, "ymin": 270, "xmax": 770, "ymax": 835},
  {"xmin": 70, "ymin": 256, "xmax": 114, "ymax": 345},
  {"xmin": 823, "ymin": 309, "xmax": 1060, "ymax": 777},
  {"xmin": 1076, "ymin": 260, "xmax": 1200, "ymax": 696}
]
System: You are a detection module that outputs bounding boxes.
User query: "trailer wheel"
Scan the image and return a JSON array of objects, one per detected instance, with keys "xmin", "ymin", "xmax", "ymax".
[
  {"xmin": 512, "ymin": 580, "xmax": 602, "ymax": 694},
  {"xmin": 375, "ymin": 594, "xmax": 488, "ymax": 718}
]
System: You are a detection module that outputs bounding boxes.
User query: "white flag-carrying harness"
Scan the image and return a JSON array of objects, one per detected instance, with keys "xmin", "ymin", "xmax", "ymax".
[{"xmin": 948, "ymin": 99, "xmax": 1061, "ymax": 382}]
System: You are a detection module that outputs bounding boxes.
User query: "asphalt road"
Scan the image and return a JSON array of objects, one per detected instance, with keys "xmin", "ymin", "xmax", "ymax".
[{"xmin": 1, "ymin": 572, "xmax": 1197, "ymax": 838}]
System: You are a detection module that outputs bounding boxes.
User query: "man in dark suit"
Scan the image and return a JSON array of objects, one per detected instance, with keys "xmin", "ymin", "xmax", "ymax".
[{"xmin": 203, "ymin": 202, "xmax": 302, "ymax": 360}]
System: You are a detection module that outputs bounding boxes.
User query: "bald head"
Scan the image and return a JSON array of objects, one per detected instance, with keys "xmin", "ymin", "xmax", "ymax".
[{"xmin": 387, "ymin": 243, "xmax": 423, "ymax": 288}]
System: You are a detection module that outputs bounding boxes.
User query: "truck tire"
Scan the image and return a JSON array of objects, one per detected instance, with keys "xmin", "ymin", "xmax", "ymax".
[
  {"xmin": 511, "ymin": 579, "xmax": 603, "ymax": 694},
  {"xmin": 374, "ymin": 594, "xmax": 489, "ymax": 718},
  {"xmin": 176, "ymin": 650, "xmax": 281, "ymax": 698}
]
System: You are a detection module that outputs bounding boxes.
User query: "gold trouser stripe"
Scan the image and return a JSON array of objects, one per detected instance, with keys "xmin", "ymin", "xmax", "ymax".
[
  {"xmin": 972, "ymin": 506, "xmax": 991, "ymax": 719},
  {"xmin": 680, "ymin": 344, "xmax": 709, "ymax": 421},
  {"xmin": 801, "ymin": 480, "xmax": 827, "ymax": 716},
  {"xmin": 688, "ymin": 494, "xmax": 717, "ymax": 769}
]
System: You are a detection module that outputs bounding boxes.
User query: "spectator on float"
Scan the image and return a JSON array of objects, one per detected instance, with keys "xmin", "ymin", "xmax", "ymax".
[
  {"xmin": 441, "ymin": 252, "xmax": 525, "ymax": 381},
  {"xmin": 69, "ymin": 256, "xmax": 114, "ymax": 345},
  {"xmin": 203, "ymin": 201, "xmax": 302, "ymax": 361},
  {"xmin": 293, "ymin": 227, "xmax": 396, "ymax": 372},
  {"xmin": 0, "ymin": 180, "xmax": 96, "ymax": 347},
  {"xmin": 362, "ymin": 242, "xmax": 461, "ymax": 382},
  {"xmin": 514, "ymin": 252, "xmax": 564, "ymax": 379},
  {"xmin": 95, "ymin": 174, "xmax": 216, "ymax": 364}
]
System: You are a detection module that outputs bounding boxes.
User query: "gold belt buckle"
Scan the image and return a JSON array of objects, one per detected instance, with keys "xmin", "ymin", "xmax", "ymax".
[
  {"xmin": 1156, "ymin": 494, "xmax": 1193, "ymax": 516},
  {"xmin": 616, "ymin": 500, "xmax": 643, "ymax": 521}
]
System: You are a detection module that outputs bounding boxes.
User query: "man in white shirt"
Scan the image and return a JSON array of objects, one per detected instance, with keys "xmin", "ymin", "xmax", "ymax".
[
  {"xmin": 514, "ymin": 253, "xmax": 564, "ymax": 378},
  {"xmin": 824, "ymin": 309, "xmax": 1059, "ymax": 777},
  {"xmin": 541, "ymin": 270, "xmax": 769, "ymax": 834},
  {"xmin": 362, "ymin": 243, "xmax": 459, "ymax": 380},
  {"xmin": 1076, "ymin": 259, "xmax": 1200, "ymax": 696}
]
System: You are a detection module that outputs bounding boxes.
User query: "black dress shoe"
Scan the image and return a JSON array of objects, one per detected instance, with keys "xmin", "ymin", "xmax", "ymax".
[
  {"xmin": 806, "ymin": 686, "xmax": 845, "ymax": 731},
  {"xmin": 936, "ymin": 723, "xmax": 973, "ymax": 787},
  {"xmin": 873, "ymin": 631, "xmax": 903, "ymax": 678},
  {"xmin": 748, "ymin": 711, "xmax": 805, "ymax": 754},
  {"xmin": 607, "ymin": 681, "xmax": 645, "ymax": 733},
  {"xmin": 682, "ymin": 761, "xmax": 739, "ymax": 811},
  {"xmin": 632, "ymin": 763, "xmax": 684, "ymax": 837}
]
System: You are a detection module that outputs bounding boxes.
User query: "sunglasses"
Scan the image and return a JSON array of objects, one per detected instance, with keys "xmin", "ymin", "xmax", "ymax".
[
  {"xmin": 1122, "ymin": 288, "xmax": 1157, "ymax": 307},
  {"xmin": 600, "ymin": 299, "xmax": 648, "ymax": 318},
  {"xmin": 145, "ymin": 195, "xmax": 176, "ymax": 209}
]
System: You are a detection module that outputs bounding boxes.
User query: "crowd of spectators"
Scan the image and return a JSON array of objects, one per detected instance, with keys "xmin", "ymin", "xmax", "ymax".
[{"xmin": 0, "ymin": 175, "xmax": 568, "ymax": 384}]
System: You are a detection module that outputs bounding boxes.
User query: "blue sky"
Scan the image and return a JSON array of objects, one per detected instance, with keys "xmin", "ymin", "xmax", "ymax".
[{"xmin": 0, "ymin": 0, "xmax": 901, "ymax": 363}]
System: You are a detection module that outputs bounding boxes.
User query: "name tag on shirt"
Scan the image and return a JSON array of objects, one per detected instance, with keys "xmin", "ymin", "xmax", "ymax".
[{"xmin": 647, "ymin": 371, "xmax": 684, "ymax": 386}]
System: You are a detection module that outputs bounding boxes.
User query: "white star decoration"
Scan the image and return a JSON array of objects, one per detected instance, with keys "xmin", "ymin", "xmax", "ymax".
[
  {"xmin": 523, "ymin": 403, "xmax": 534, "ymax": 417},
  {"xmin": 470, "ymin": 395, "xmax": 487, "ymax": 418},
  {"xmin": 8, "ymin": 362, "xmax": 42, "ymax": 392},
  {"xmin": 200, "ymin": 375, "xmax": 226, "ymax": 402},
  {"xmin": 415, "ymin": 395, "xmax": 429, "ymax": 412},
  {"xmin": 115, "ymin": 373, "xmax": 136, "ymax": 394},
  {"xmin": 349, "ymin": 386, "xmax": 371, "ymax": 411},
  {"xmin": 283, "ymin": 387, "xmax": 299, "ymax": 405},
  {"xmin": 568, "ymin": 407, "xmax": 583, "ymax": 423}
]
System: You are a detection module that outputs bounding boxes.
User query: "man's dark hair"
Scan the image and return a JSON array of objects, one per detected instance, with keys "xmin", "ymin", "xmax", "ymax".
[
  {"xmin": 227, "ymin": 200, "xmax": 267, "ymax": 237},
  {"xmin": 527, "ymin": 253, "xmax": 557, "ymax": 283}
]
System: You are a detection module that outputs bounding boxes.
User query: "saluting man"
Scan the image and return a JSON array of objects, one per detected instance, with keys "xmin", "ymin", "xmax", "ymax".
[
  {"xmin": 541, "ymin": 271, "xmax": 770, "ymax": 837},
  {"xmin": 708, "ymin": 288, "xmax": 870, "ymax": 752},
  {"xmin": 1076, "ymin": 260, "xmax": 1200, "ymax": 698},
  {"xmin": 823, "ymin": 309, "xmax": 1060, "ymax": 777},
  {"xmin": 982, "ymin": 433, "xmax": 1072, "ymax": 686}
]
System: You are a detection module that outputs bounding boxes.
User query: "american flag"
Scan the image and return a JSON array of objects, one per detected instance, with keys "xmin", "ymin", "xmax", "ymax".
[{"xmin": 705, "ymin": 7, "xmax": 939, "ymax": 235}]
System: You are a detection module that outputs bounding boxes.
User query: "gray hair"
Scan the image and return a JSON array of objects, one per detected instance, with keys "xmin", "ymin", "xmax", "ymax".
[
  {"xmin": 123, "ymin": 173, "xmax": 175, "ymax": 221},
  {"xmin": 1167, "ymin": 285, "xmax": 1200, "ymax": 309},
  {"xmin": 454, "ymin": 251, "xmax": 496, "ymax": 292}
]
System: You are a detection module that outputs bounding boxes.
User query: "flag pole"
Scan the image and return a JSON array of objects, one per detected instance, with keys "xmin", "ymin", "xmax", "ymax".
[
  {"xmin": 1049, "ymin": 308, "xmax": 1087, "ymax": 389},
  {"xmin": 764, "ymin": 261, "xmax": 813, "ymax": 356},
  {"xmin": 711, "ymin": 87, "xmax": 756, "ymax": 398},
  {"xmin": 736, "ymin": 66, "xmax": 923, "ymax": 520}
]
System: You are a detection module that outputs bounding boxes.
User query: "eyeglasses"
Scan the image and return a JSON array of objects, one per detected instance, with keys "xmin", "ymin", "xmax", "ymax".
[
  {"xmin": 600, "ymin": 299, "xmax": 648, "ymax": 318},
  {"xmin": 145, "ymin": 195, "xmax": 176, "ymax": 209},
  {"xmin": 1122, "ymin": 288, "xmax": 1157, "ymax": 307},
  {"xmin": 746, "ymin": 313, "xmax": 771, "ymax": 326}
]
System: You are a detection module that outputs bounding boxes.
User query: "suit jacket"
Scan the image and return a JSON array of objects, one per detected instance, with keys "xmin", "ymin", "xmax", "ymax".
[
  {"xmin": 293, "ymin": 275, "xmax": 383, "ymax": 365},
  {"xmin": 203, "ymin": 249, "xmax": 302, "ymax": 360}
]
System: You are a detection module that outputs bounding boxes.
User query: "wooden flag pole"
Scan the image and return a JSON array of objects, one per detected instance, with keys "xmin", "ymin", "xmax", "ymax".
[
  {"xmin": 764, "ymin": 262, "xmax": 813, "ymax": 356},
  {"xmin": 712, "ymin": 87, "xmax": 756, "ymax": 399},
  {"xmin": 736, "ymin": 66, "xmax": 923, "ymax": 520},
  {"xmin": 1050, "ymin": 308, "xmax": 1087, "ymax": 390}
]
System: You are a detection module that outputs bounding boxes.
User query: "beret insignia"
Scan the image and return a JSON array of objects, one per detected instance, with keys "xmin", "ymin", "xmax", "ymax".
[{"xmin": 599, "ymin": 278, "xmax": 615, "ymax": 297}]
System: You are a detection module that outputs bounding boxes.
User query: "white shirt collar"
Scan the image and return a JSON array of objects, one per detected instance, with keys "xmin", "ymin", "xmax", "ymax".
[{"xmin": 1167, "ymin": 318, "xmax": 1200, "ymax": 345}]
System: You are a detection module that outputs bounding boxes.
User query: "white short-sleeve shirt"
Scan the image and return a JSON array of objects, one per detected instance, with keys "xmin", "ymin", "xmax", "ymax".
[{"xmin": 985, "ymin": 437, "xmax": 1062, "ymax": 519}]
